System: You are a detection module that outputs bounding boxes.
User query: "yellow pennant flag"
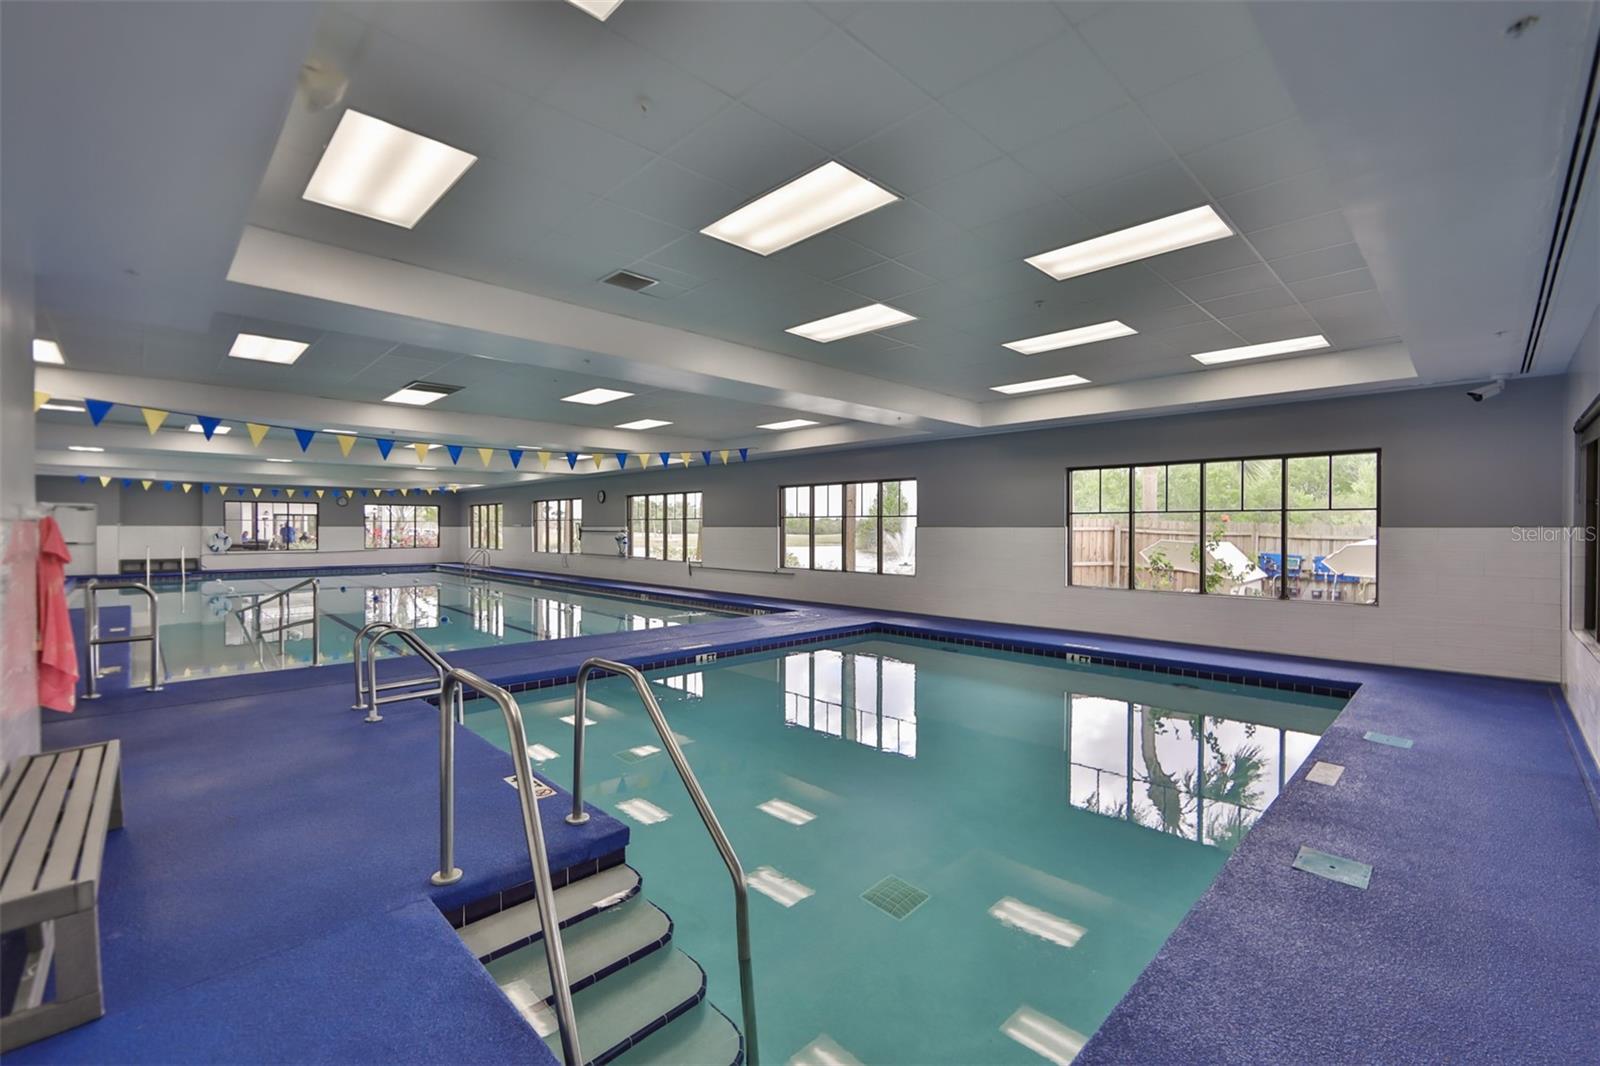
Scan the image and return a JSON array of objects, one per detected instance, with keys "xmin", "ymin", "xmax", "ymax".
[
  {"xmin": 218, "ymin": 485, "xmax": 230, "ymax": 496},
  {"xmin": 182, "ymin": 483, "xmax": 192, "ymax": 493},
  {"xmin": 141, "ymin": 479, "xmax": 153, "ymax": 490},
  {"xmin": 33, "ymin": 391, "xmax": 49, "ymax": 412},
  {"xmin": 336, "ymin": 434, "xmax": 357, "ymax": 457},
  {"xmin": 478, "ymin": 447, "xmax": 494, "ymax": 467},
  {"xmin": 680, "ymin": 452, "xmax": 692, "ymax": 466},
  {"xmin": 538, "ymin": 451, "xmax": 551, "ymax": 471},
  {"xmin": 315, "ymin": 488, "xmax": 325, "ymax": 498},
  {"xmin": 410, "ymin": 442, "xmax": 428, "ymax": 464},
  {"xmin": 141, "ymin": 408, "xmax": 169, "ymax": 434},
  {"xmin": 98, "ymin": 475, "xmax": 112, "ymax": 487},
  {"xmin": 719, "ymin": 449, "xmax": 731, "ymax": 465},
  {"xmin": 251, "ymin": 487, "xmax": 263, "ymax": 497},
  {"xmin": 246, "ymin": 423, "xmax": 270, "ymax": 447},
  {"xmin": 592, "ymin": 456, "xmax": 604, "ymax": 472}
]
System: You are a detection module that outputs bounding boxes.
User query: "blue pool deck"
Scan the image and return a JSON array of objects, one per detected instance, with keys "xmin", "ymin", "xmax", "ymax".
[{"xmin": 22, "ymin": 563, "xmax": 1600, "ymax": 1063}]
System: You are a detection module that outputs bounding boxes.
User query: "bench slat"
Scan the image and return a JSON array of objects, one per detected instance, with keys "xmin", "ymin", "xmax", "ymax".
[
  {"xmin": 0, "ymin": 758, "xmax": 55, "ymax": 886},
  {"xmin": 0, "ymin": 758, "xmax": 28, "ymax": 823},
  {"xmin": 0, "ymin": 750, "xmax": 81, "ymax": 902},
  {"xmin": 75, "ymin": 742, "xmax": 122, "ymax": 900},
  {"xmin": 36, "ymin": 747, "xmax": 104, "ymax": 898}
]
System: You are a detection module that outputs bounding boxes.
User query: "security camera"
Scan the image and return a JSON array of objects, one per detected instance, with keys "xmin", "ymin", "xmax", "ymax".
[{"xmin": 1467, "ymin": 379, "xmax": 1505, "ymax": 403}]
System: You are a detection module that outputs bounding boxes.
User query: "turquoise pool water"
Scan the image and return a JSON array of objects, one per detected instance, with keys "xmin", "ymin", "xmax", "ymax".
[
  {"xmin": 466, "ymin": 636, "xmax": 1343, "ymax": 1064},
  {"xmin": 77, "ymin": 569, "xmax": 742, "ymax": 684}
]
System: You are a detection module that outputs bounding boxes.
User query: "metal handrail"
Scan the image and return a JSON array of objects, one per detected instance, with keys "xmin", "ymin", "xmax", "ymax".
[
  {"xmin": 83, "ymin": 580, "xmax": 162, "ymax": 698},
  {"xmin": 464, "ymin": 547, "xmax": 491, "ymax": 582},
  {"xmin": 446, "ymin": 666, "xmax": 582, "ymax": 1066},
  {"xmin": 353, "ymin": 622, "xmax": 451, "ymax": 725},
  {"xmin": 243, "ymin": 576, "xmax": 322, "ymax": 666},
  {"xmin": 567, "ymin": 658, "xmax": 759, "ymax": 1064}
]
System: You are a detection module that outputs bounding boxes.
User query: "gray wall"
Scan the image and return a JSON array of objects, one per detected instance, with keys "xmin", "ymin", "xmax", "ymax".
[
  {"xmin": 463, "ymin": 379, "xmax": 1565, "ymax": 531},
  {"xmin": 34, "ymin": 478, "xmax": 464, "ymax": 529},
  {"xmin": 1561, "ymin": 306, "xmax": 1600, "ymax": 762}
]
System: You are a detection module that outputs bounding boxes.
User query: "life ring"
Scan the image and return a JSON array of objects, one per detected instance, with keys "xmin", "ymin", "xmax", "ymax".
[{"xmin": 207, "ymin": 528, "xmax": 232, "ymax": 554}]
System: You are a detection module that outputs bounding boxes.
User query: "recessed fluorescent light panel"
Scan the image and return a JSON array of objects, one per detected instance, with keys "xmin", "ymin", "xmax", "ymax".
[
  {"xmin": 702, "ymin": 161, "xmax": 898, "ymax": 256},
  {"xmin": 565, "ymin": 0, "xmax": 623, "ymax": 19},
  {"xmin": 40, "ymin": 403, "xmax": 85, "ymax": 413},
  {"xmin": 758, "ymin": 419, "xmax": 819, "ymax": 431},
  {"xmin": 787, "ymin": 303, "xmax": 916, "ymax": 343},
  {"xmin": 1191, "ymin": 334, "xmax": 1330, "ymax": 365},
  {"xmin": 33, "ymin": 339, "xmax": 64, "ymax": 365},
  {"xmin": 229, "ymin": 333, "xmax": 309, "ymax": 365},
  {"xmin": 562, "ymin": 387, "xmax": 633, "ymax": 406},
  {"xmin": 1004, "ymin": 320, "xmax": 1135, "ymax": 355},
  {"xmin": 383, "ymin": 381, "xmax": 460, "ymax": 406},
  {"xmin": 302, "ymin": 110, "xmax": 477, "ymax": 229},
  {"xmin": 615, "ymin": 419, "xmax": 673, "ymax": 431},
  {"xmin": 187, "ymin": 423, "xmax": 232, "ymax": 435},
  {"xmin": 264, "ymin": 457, "xmax": 294, "ymax": 464},
  {"xmin": 990, "ymin": 374, "xmax": 1090, "ymax": 396},
  {"xmin": 1026, "ymin": 205, "xmax": 1233, "ymax": 281},
  {"xmin": 67, "ymin": 445, "xmax": 104, "ymax": 452}
]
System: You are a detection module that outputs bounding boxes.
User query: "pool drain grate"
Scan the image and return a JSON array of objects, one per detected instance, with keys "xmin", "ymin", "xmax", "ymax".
[
  {"xmin": 861, "ymin": 875, "xmax": 929, "ymax": 919},
  {"xmin": 1292, "ymin": 845, "xmax": 1372, "ymax": 889}
]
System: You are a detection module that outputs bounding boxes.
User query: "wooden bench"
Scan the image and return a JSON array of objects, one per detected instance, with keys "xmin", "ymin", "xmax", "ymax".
[{"xmin": 0, "ymin": 740, "xmax": 123, "ymax": 1051}]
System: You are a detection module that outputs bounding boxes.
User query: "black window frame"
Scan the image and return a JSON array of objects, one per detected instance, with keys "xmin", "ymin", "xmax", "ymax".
[
  {"xmin": 778, "ymin": 478, "xmax": 918, "ymax": 576},
  {"xmin": 362, "ymin": 503, "xmax": 442, "ymax": 550},
  {"xmin": 533, "ymin": 498, "xmax": 583, "ymax": 554},
  {"xmin": 224, "ymin": 499, "xmax": 319, "ymax": 552},
  {"xmin": 627, "ymin": 491, "xmax": 703, "ymax": 562},
  {"xmin": 469, "ymin": 502, "xmax": 504, "ymax": 551}
]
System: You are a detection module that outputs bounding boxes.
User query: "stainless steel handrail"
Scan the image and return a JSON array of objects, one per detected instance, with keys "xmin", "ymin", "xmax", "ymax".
[
  {"xmin": 446, "ymin": 666, "xmax": 582, "ymax": 1066},
  {"xmin": 567, "ymin": 658, "xmax": 759, "ymax": 1064},
  {"xmin": 464, "ymin": 547, "xmax": 491, "ymax": 582},
  {"xmin": 243, "ymin": 576, "xmax": 322, "ymax": 666},
  {"xmin": 83, "ymin": 580, "xmax": 162, "ymax": 698},
  {"xmin": 353, "ymin": 622, "xmax": 451, "ymax": 725}
]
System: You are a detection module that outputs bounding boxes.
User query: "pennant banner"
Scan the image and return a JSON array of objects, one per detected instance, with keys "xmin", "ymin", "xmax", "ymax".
[
  {"xmin": 446, "ymin": 444, "xmax": 463, "ymax": 465},
  {"xmin": 316, "ymin": 489, "xmax": 325, "ymax": 498},
  {"xmin": 539, "ymin": 451, "xmax": 551, "ymax": 471},
  {"xmin": 196, "ymin": 415, "xmax": 223, "ymax": 440},
  {"xmin": 33, "ymin": 391, "xmax": 48, "ymax": 412},
  {"xmin": 566, "ymin": 452, "xmax": 578, "ymax": 470},
  {"xmin": 412, "ymin": 442, "xmax": 430, "ymax": 464},
  {"xmin": 99, "ymin": 475, "xmax": 112, "ymax": 487},
  {"xmin": 615, "ymin": 452, "xmax": 629, "ymax": 470},
  {"xmin": 251, "ymin": 487, "xmax": 263, "ymax": 497},
  {"xmin": 85, "ymin": 399, "xmax": 114, "ymax": 426},
  {"xmin": 218, "ymin": 485, "xmax": 230, "ymax": 496},
  {"xmin": 141, "ymin": 408, "xmax": 169, "ymax": 435},
  {"xmin": 739, "ymin": 447, "xmax": 749, "ymax": 462},
  {"xmin": 719, "ymin": 449, "xmax": 731, "ymax": 465},
  {"xmin": 701, "ymin": 450, "xmax": 712, "ymax": 467},
  {"xmin": 141, "ymin": 479, "xmax": 153, "ymax": 490},
  {"xmin": 336, "ymin": 434, "xmax": 357, "ymax": 457},
  {"xmin": 162, "ymin": 481, "xmax": 174, "ymax": 492},
  {"xmin": 478, "ymin": 447, "xmax": 494, "ymax": 468},
  {"xmin": 507, "ymin": 449, "xmax": 523, "ymax": 469},
  {"xmin": 375, "ymin": 438, "xmax": 394, "ymax": 460},
  {"xmin": 246, "ymin": 423, "xmax": 270, "ymax": 447},
  {"xmin": 294, "ymin": 428, "xmax": 317, "ymax": 452},
  {"xmin": 182, "ymin": 483, "xmax": 192, "ymax": 493},
  {"xmin": 659, "ymin": 451, "xmax": 672, "ymax": 467}
]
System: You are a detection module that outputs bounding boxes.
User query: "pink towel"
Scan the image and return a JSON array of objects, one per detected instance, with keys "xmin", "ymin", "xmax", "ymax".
[{"xmin": 37, "ymin": 515, "xmax": 77, "ymax": 712}]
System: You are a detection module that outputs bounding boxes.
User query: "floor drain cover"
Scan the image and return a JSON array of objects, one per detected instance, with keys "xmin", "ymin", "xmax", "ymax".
[
  {"xmin": 861, "ymin": 875, "xmax": 929, "ymax": 919},
  {"xmin": 1363, "ymin": 731, "xmax": 1413, "ymax": 749},
  {"xmin": 1293, "ymin": 845, "xmax": 1372, "ymax": 889}
]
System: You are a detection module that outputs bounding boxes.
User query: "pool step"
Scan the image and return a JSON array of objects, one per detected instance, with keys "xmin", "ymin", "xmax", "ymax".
[
  {"xmin": 485, "ymin": 895, "xmax": 672, "ymax": 1003},
  {"xmin": 521, "ymin": 946, "xmax": 709, "ymax": 1065},
  {"xmin": 458, "ymin": 863, "xmax": 641, "ymax": 961},
  {"xmin": 611, "ymin": 1001, "xmax": 744, "ymax": 1066}
]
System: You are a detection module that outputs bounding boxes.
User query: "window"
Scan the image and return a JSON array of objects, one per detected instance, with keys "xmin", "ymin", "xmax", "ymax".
[
  {"xmin": 1067, "ymin": 451, "xmax": 1377, "ymax": 604},
  {"xmin": 781, "ymin": 479, "xmax": 916, "ymax": 575},
  {"xmin": 363, "ymin": 504, "xmax": 441, "ymax": 549},
  {"xmin": 627, "ymin": 492, "xmax": 702, "ymax": 562},
  {"xmin": 782, "ymin": 648, "xmax": 917, "ymax": 757},
  {"xmin": 469, "ymin": 503, "xmax": 503, "ymax": 550},
  {"xmin": 224, "ymin": 500, "xmax": 318, "ymax": 551},
  {"xmin": 1586, "ymin": 441, "xmax": 1598, "ymax": 639},
  {"xmin": 534, "ymin": 498, "xmax": 583, "ymax": 553}
]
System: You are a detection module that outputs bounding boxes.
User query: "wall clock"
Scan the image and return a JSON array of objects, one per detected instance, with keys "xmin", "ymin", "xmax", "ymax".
[{"xmin": 596, "ymin": 490, "xmax": 607, "ymax": 503}]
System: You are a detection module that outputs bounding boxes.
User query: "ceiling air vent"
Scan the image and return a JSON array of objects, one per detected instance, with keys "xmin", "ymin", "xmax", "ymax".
[{"xmin": 602, "ymin": 269, "xmax": 659, "ymax": 293}]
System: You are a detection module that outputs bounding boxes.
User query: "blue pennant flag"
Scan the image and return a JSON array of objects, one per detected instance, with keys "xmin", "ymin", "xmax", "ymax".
[
  {"xmin": 359, "ymin": 489, "xmax": 369, "ymax": 497},
  {"xmin": 739, "ymin": 447, "xmax": 749, "ymax": 462},
  {"xmin": 446, "ymin": 444, "xmax": 463, "ymax": 465},
  {"xmin": 701, "ymin": 451, "xmax": 712, "ymax": 466},
  {"xmin": 659, "ymin": 451, "xmax": 672, "ymax": 467},
  {"xmin": 86, "ymin": 399, "xmax": 115, "ymax": 426},
  {"xmin": 566, "ymin": 452, "xmax": 578, "ymax": 470},
  {"xmin": 615, "ymin": 452, "xmax": 629, "ymax": 469},
  {"xmin": 162, "ymin": 481, "xmax": 173, "ymax": 492},
  {"xmin": 121, "ymin": 478, "xmax": 133, "ymax": 488},
  {"xmin": 201, "ymin": 484, "xmax": 211, "ymax": 494},
  {"xmin": 77, "ymin": 474, "xmax": 88, "ymax": 483},
  {"xmin": 270, "ymin": 488, "xmax": 280, "ymax": 497},
  {"xmin": 294, "ymin": 428, "xmax": 316, "ymax": 452},
  {"xmin": 195, "ymin": 415, "xmax": 223, "ymax": 440},
  {"xmin": 375, "ymin": 438, "xmax": 395, "ymax": 460},
  {"xmin": 238, "ymin": 487, "xmax": 247, "ymax": 495},
  {"xmin": 507, "ymin": 449, "xmax": 523, "ymax": 469}
]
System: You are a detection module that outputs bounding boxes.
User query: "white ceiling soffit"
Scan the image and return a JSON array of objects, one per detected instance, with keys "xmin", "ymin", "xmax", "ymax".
[{"xmin": 1250, "ymin": 0, "xmax": 1600, "ymax": 381}]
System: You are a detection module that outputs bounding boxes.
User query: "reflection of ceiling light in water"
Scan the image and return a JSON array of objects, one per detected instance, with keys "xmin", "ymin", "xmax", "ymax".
[
  {"xmin": 745, "ymin": 865, "xmax": 814, "ymax": 907},
  {"xmin": 526, "ymin": 744, "xmax": 559, "ymax": 763},
  {"xmin": 1000, "ymin": 1006, "xmax": 1087, "ymax": 1066},
  {"xmin": 616, "ymin": 798, "xmax": 671, "ymax": 825},
  {"xmin": 988, "ymin": 897, "xmax": 1085, "ymax": 948},
  {"xmin": 626, "ymin": 745, "xmax": 661, "ymax": 759},
  {"xmin": 789, "ymin": 1035, "xmax": 863, "ymax": 1066},
  {"xmin": 559, "ymin": 715, "xmax": 597, "ymax": 727},
  {"xmin": 757, "ymin": 799, "xmax": 816, "ymax": 826}
]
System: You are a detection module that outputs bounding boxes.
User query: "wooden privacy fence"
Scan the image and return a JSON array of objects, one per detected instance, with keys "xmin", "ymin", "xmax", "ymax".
[{"xmin": 1070, "ymin": 518, "xmax": 1373, "ymax": 591}]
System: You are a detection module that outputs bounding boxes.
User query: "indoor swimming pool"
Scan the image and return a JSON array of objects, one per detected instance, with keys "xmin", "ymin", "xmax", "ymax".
[
  {"xmin": 75, "ymin": 569, "xmax": 746, "ymax": 684},
  {"xmin": 464, "ymin": 636, "xmax": 1345, "ymax": 1064}
]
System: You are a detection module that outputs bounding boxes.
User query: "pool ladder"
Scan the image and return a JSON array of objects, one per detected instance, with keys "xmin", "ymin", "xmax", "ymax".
[
  {"xmin": 236, "ymin": 576, "xmax": 322, "ymax": 667},
  {"xmin": 463, "ymin": 547, "xmax": 492, "ymax": 584}
]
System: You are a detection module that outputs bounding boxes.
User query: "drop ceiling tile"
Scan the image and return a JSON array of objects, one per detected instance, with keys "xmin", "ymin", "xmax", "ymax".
[
  {"xmin": 1287, "ymin": 267, "xmax": 1376, "ymax": 304},
  {"xmin": 838, "ymin": 199, "xmax": 966, "ymax": 260},
  {"xmin": 1200, "ymin": 284, "xmax": 1299, "ymax": 320},
  {"xmin": 604, "ymin": 157, "xmax": 738, "ymax": 231},
  {"xmin": 1139, "ymin": 48, "xmax": 1296, "ymax": 155},
  {"xmin": 1242, "ymin": 210, "xmax": 1355, "ymax": 258},
  {"xmin": 513, "ymin": 103, "xmax": 658, "ymax": 199},
  {"xmin": 416, "ymin": 158, "xmax": 592, "ymax": 260},
  {"xmin": 1174, "ymin": 262, "xmax": 1279, "ymax": 303},
  {"xmin": 1076, "ymin": 0, "xmax": 1264, "ymax": 98},
  {"xmin": 770, "ymin": 233, "xmax": 886, "ymax": 281},
  {"xmin": 1122, "ymin": 302, "xmax": 1216, "ymax": 333},
  {"xmin": 1065, "ymin": 161, "xmax": 1210, "ymax": 233},
  {"xmin": 543, "ymin": 32, "xmax": 733, "ymax": 153},
  {"xmin": 1145, "ymin": 235, "xmax": 1264, "ymax": 283},
  {"xmin": 666, "ymin": 103, "xmax": 829, "ymax": 204},
  {"xmin": 742, "ymin": 28, "xmax": 932, "ymax": 153},
  {"xmin": 894, "ymin": 231, "xmax": 1016, "ymax": 283},
  {"xmin": 610, "ymin": 0, "xmax": 834, "ymax": 98},
  {"xmin": 841, "ymin": 105, "xmax": 1003, "ymax": 197},
  {"xmin": 842, "ymin": 1, "xmax": 1069, "ymax": 97},
  {"xmin": 1147, "ymin": 319, "xmax": 1247, "ymax": 356},
  {"xmin": 1220, "ymin": 169, "xmax": 1342, "ymax": 234},
  {"xmin": 1183, "ymin": 120, "xmax": 1326, "ymax": 200},
  {"xmin": 549, "ymin": 202, "xmax": 685, "ymax": 261},
  {"xmin": 1302, "ymin": 290, "xmax": 1398, "ymax": 347},
  {"xmin": 644, "ymin": 233, "xmax": 773, "ymax": 283},
  {"xmin": 1268, "ymin": 242, "xmax": 1369, "ymax": 284},
  {"xmin": 1219, "ymin": 305, "xmax": 1320, "ymax": 344},
  {"xmin": 373, "ymin": 0, "xmax": 605, "ymax": 99},
  {"xmin": 914, "ymin": 157, "xmax": 1057, "ymax": 229},
  {"xmin": 941, "ymin": 31, "xmax": 1129, "ymax": 153},
  {"xmin": 834, "ymin": 259, "xmax": 940, "ymax": 302},
  {"xmin": 1012, "ymin": 104, "xmax": 1172, "ymax": 197}
]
